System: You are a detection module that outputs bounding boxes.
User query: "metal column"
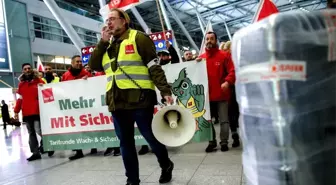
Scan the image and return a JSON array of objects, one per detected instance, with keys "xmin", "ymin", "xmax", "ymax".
[
  {"xmin": 158, "ymin": 0, "xmax": 182, "ymax": 62},
  {"xmin": 223, "ymin": 19, "xmax": 232, "ymax": 41},
  {"xmin": 162, "ymin": 0, "xmax": 199, "ymax": 52},
  {"xmin": 130, "ymin": 7, "xmax": 151, "ymax": 34},
  {"xmin": 44, "ymin": 0, "xmax": 85, "ymax": 52},
  {"xmin": 196, "ymin": 10, "xmax": 205, "ymax": 36},
  {"xmin": 98, "ymin": 0, "xmax": 106, "ymax": 8}
]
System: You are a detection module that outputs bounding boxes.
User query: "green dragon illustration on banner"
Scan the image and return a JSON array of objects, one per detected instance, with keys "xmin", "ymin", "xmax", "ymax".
[{"xmin": 170, "ymin": 68, "xmax": 211, "ymax": 135}]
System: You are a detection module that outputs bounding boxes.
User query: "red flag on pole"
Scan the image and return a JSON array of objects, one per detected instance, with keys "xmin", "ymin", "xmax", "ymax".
[
  {"xmin": 108, "ymin": 0, "xmax": 140, "ymax": 9},
  {"xmin": 37, "ymin": 56, "xmax": 44, "ymax": 72},
  {"xmin": 253, "ymin": 0, "xmax": 279, "ymax": 23},
  {"xmin": 100, "ymin": 0, "xmax": 148, "ymax": 21}
]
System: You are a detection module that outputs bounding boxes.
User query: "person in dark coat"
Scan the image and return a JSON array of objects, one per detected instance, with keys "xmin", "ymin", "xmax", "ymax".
[{"xmin": 1, "ymin": 100, "xmax": 10, "ymax": 130}]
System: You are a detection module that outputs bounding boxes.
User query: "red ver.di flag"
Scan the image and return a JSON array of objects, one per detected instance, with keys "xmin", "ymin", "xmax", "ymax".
[
  {"xmin": 253, "ymin": 0, "xmax": 279, "ymax": 22},
  {"xmin": 100, "ymin": 0, "xmax": 148, "ymax": 20},
  {"xmin": 108, "ymin": 0, "xmax": 139, "ymax": 9}
]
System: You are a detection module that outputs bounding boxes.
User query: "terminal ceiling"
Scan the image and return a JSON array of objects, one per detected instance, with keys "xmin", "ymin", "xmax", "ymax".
[{"xmin": 62, "ymin": 0, "xmax": 327, "ymax": 49}]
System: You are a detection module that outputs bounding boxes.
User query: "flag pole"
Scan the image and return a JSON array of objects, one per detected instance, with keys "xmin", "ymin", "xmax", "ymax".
[{"xmin": 155, "ymin": 0, "xmax": 167, "ymax": 41}]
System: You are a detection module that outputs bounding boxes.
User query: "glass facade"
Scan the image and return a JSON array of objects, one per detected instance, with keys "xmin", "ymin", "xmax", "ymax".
[
  {"xmin": 38, "ymin": 0, "xmax": 103, "ymax": 22},
  {"xmin": 33, "ymin": 53, "xmax": 72, "ymax": 76},
  {"xmin": 29, "ymin": 14, "xmax": 99, "ymax": 46},
  {"xmin": 54, "ymin": 0, "xmax": 103, "ymax": 22}
]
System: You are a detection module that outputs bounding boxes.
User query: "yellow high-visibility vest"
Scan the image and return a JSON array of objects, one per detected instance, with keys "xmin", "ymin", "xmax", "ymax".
[
  {"xmin": 42, "ymin": 77, "xmax": 60, "ymax": 83},
  {"xmin": 101, "ymin": 29, "xmax": 155, "ymax": 92}
]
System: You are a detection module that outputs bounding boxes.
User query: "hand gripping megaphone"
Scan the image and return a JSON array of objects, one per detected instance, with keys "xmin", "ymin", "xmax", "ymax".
[{"xmin": 152, "ymin": 101, "xmax": 196, "ymax": 147}]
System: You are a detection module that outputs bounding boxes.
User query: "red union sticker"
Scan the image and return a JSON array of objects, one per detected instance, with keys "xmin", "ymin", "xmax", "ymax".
[
  {"xmin": 125, "ymin": 44, "xmax": 135, "ymax": 54},
  {"xmin": 237, "ymin": 61, "xmax": 307, "ymax": 84},
  {"xmin": 270, "ymin": 63, "xmax": 304, "ymax": 73},
  {"xmin": 42, "ymin": 88, "xmax": 54, "ymax": 103}
]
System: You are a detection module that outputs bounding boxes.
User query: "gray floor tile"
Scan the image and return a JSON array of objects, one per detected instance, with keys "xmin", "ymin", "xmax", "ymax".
[
  {"xmin": 194, "ymin": 164, "xmax": 242, "ymax": 176},
  {"xmin": 0, "ymin": 124, "xmax": 244, "ymax": 185},
  {"xmin": 188, "ymin": 175, "xmax": 241, "ymax": 185}
]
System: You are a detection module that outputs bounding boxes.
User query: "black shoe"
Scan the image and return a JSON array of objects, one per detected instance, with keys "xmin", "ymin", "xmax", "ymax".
[
  {"xmin": 126, "ymin": 183, "xmax": 139, "ymax": 185},
  {"xmin": 48, "ymin": 151, "xmax": 55, "ymax": 157},
  {"xmin": 221, "ymin": 144, "xmax": 229, "ymax": 152},
  {"xmin": 39, "ymin": 147, "xmax": 47, "ymax": 154},
  {"xmin": 113, "ymin": 147, "xmax": 121, "ymax": 156},
  {"xmin": 90, "ymin": 148, "xmax": 98, "ymax": 154},
  {"xmin": 205, "ymin": 143, "xmax": 217, "ymax": 153},
  {"xmin": 27, "ymin": 154, "xmax": 42, "ymax": 162},
  {"xmin": 138, "ymin": 145, "xmax": 149, "ymax": 155},
  {"xmin": 159, "ymin": 161, "xmax": 174, "ymax": 183},
  {"xmin": 69, "ymin": 151, "xmax": 84, "ymax": 160},
  {"xmin": 104, "ymin": 148, "xmax": 113, "ymax": 156},
  {"xmin": 232, "ymin": 133, "xmax": 240, "ymax": 148}
]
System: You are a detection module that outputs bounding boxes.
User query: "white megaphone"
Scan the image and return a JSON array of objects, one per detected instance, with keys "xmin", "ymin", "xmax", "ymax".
[{"xmin": 152, "ymin": 104, "xmax": 196, "ymax": 147}]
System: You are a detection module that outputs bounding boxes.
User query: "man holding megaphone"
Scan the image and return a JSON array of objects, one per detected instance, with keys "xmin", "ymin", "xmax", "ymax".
[{"xmin": 89, "ymin": 8, "xmax": 174, "ymax": 185}]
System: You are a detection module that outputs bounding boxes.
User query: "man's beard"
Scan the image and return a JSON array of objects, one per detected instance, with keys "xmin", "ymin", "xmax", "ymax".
[
  {"xmin": 22, "ymin": 71, "xmax": 34, "ymax": 81},
  {"xmin": 111, "ymin": 26, "xmax": 124, "ymax": 37},
  {"xmin": 45, "ymin": 72, "xmax": 54, "ymax": 83},
  {"xmin": 206, "ymin": 43, "xmax": 216, "ymax": 49},
  {"xmin": 70, "ymin": 66, "xmax": 82, "ymax": 77},
  {"xmin": 160, "ymin": 59, "xmax": 170, "ymax": 65}
]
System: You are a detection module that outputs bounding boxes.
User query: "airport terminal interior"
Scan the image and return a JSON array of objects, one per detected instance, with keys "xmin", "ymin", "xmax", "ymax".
[
  {"xmin": 1, "ymin": 125, "xmax": 245, "ymax": 185},
  {"xmin": 0, "ymin": 0, "xmax": 333, "ymax": 185}
]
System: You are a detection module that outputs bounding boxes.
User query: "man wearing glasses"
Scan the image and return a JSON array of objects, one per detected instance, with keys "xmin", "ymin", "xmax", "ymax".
[
  {"xmin": 89, "ymin": 8, "xmax": 174, "ymax": 185},
  {"xmin": 14, "ymin": 63, "xmax": 46, "ymax": 161}
]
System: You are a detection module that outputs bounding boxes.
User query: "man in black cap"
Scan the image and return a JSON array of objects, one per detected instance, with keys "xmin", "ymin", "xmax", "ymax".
[{"xmin": 157, "ymin": 40, "xmax": 180, "ymax": 65}]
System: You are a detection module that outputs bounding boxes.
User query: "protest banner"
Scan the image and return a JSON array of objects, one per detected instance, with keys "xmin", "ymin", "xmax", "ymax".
[{"xmin": 38, "ymin": 61, "xmax": 212, "ymax": 151}]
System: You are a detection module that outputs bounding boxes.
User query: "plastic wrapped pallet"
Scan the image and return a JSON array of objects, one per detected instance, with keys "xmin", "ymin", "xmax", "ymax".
[{"xmin": 231, "ymin": 9, "xmax": 336, "ymax": 185}]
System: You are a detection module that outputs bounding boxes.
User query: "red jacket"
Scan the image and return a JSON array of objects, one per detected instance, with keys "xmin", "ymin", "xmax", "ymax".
[
  {"xmin": 199, "ymin": 48, "xmax": 236, "ymax": 102},
  {"xmin": 14, "ymin": 72, "xmax": 45, "ymax": 117},
  {"xmin": 95, "ymin": 71, "xmax": 105, "ymax": 76},
  {"xmin": 62, "ymin": 68, "xmax": 92, "ymax": 81}
]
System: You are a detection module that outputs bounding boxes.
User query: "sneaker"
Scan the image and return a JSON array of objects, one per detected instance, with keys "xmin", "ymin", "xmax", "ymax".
[
  {"xmin": 221, "ymin": 145, "xmax": 229, "ymax": 152},
  {"xmin": 232, "ymin": 133, "xmax": 240, "ymax": 148},
  {"xmin": 113, "ymin": 147, "xmax": 121, "ymax": 156},
  {"xmin": 27, "ymin": 154, "xmax": 42, "ymax": 162},
  {"xmin": 69, "ymin": 150, "xmax": 84, "ymax": 160},
  {"xmin": 48, "ymin": 151, "xmax": 55, "ymax": 157},
  {"xmin": 205, "ymin": 143, "xmax": 217, "ymax": 153},
  {"xmin": 90, "ymin": 148, "xmax": 98, "ymax": 154},
  {"xmin": 104, "ymin": 148, "xmax": 113, "ymax": 156},
  {"xmin": 138, "ymin": 145, "xmax": 149, "ymax": 155},
  {"xmin": 159, "ymin": 161, "xmax": 174, "ymax": 183},
  {"xmin": 126, "ymin": 182, "xmax": 139, "ymax": 185}
]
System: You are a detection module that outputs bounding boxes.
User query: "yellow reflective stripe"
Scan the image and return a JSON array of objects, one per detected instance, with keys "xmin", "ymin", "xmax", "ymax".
[
  {"xmin": 106, "ymin": 75, "xmax": 113, "ymax": 82},
  {"xmin": 103, "ymin": 58, "xmax": 116, "ymax": 71},
  {"xmin": 117, "ymin": 74, "xmax": 150, "ymax": 80},
  {"xmin": 103, "ymin": 63, "xmax": 111, "ymax": 71},
  {"xmin": 107, "ymin": 74, "xmax": 150, "ymax": 81},
  {"xmin": 118, "ymin": 61, "xmax": 144, "ymax": 66}
]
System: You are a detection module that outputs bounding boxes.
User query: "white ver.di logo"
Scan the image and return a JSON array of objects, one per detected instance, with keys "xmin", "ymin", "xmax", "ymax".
[{"xmin": 110, "ymin": 0, "xmax": 121, "ymax": 7}]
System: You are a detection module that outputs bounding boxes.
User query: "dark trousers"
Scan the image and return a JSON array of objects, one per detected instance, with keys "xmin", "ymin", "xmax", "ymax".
[
  {"xmin": 2, "ymin": 118, "xmax": 9, "ymax": 129},
  {"xmin": 112, "ymin": 107, "xmax": 171, "ymax": 184},
  {"xmin": 24, "ymin": 115, "xmax": 42, "ymax": 155},
  {"xmin": 228, "ymin": 86, "xmax": 240, "ymax": 133}
]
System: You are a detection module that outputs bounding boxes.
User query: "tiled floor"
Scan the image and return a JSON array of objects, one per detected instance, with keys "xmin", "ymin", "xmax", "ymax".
[{"xmin": 0, "ymin": 124, "xmax": 244, "ymax": 185}]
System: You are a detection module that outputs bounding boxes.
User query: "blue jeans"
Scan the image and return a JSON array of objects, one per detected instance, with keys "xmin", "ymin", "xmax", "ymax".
[{"xmin": 112, "ymin": 107, "xmax": 171, "ymax": 184}]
